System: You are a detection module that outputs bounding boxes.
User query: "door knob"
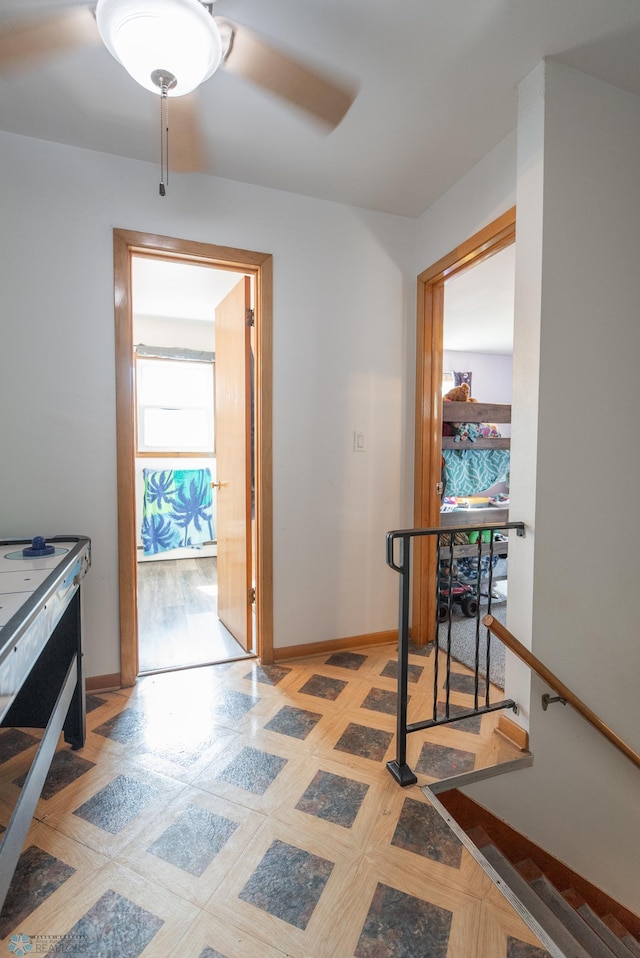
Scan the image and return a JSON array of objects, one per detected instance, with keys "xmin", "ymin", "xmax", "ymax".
[{"xmin": 211, "ymin": 480, "xmax": 223, "ymax": 489}]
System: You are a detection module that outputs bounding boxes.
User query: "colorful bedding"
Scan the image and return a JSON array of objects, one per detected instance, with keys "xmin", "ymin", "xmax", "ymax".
[
  {"xmin": 453, "ymin": 421, "xmax": 502, "ymax": 442},
  {"xmin": 442, "ymin": 447, "xmax": 510, "ymax": 496},
  {"xmin": 442, "ymin": 421, "xmax": 510, "ymax": 496}
]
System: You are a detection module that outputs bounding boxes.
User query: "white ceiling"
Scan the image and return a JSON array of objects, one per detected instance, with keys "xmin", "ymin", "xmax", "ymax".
[
  {"xmin": 2, "ymin": 1, "xmax": 640, "ymax": 217},
  {"xmin": 444, "ymin": 244, "xmax": 515, "ymax": 356},
  {"xmin": 132, "ymin": 239, "xmax": 516, "ymax": 356},
  {"xmin": 132, "ymin": 256, "xmax": 242, "ymax": 321}
]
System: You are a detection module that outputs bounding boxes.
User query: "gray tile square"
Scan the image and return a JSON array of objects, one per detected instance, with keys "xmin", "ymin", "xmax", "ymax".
[
  {"xmin": 85, "ymin": 694, "xmax": 107, "ymax": 713},
  {"xmin": 296, "ymin": 770, "xmax": 369, "ymax": 828},
  {"xmin": 73, "ymin": 774, "xmax": 160, "ymax": 834},
  {"xmin": 381, "ymin": 660, "xmax": 424, "ymax": 683},
  {"xmin": 448, "ymin": 673, "xmax": 487, "ymax": 696},
  {"xmin": 0, "ymin": 728, "xmax": 39, "ymax": 763},
  {"xmin": 148, "ymin": 804, "xmax": 238, "ymax": 876},
  {"xmin": 244, "ymin": 664, "xmax": 292, "ymax": 685},
  {"xmin": 0, "ymin": 845, "xmax": 75, "ymax": 939},
  {"xmin": 391, "ymin": 797, "xmax": 463, "ymax": 867},
  {"xmin": 408, "ymin": 641, "xmax": 434, "ymax": 657},
  {"xmin": 415, "ymin": 742, "xmax": 476, "ymax": 778},
  {"xmin": 325, "ymin": 651, "xmax": 367, "ymax": 671},
  {"xmin": 13, "ymin": 749, "xmax": 95, "ymax": 800},
  {"xmin": 93, "ymin": 708, "xmax": 147, "ymax": 744},
  {"xmin": 57, "ymin": 889, "xmax": 163, "ymax": 956},
  {"xmin": 239, "ymin": 840, "xmax": 333, "ymax": 930},
  {"xmin": 361, "ymin": 688, "xmax": 400, "ymax": 715},
  {"xmin": 216, "ymin": 746, "xmax": 287, "ymax": 794},
  {"xmin": 507, "ymin": 938, "xmax": 552, "ymax": 958},
  {"xmin": 298, "ymin": 674, "xmax": 347, "ymax": 700},
  {"xmin": 264, "ymin": 706, "xmax": 322, "ymax": 740},
  {"xmin": 334, "ymin": 723, "xmax": 393, "ymax": 762},
  {"xmin": 355, "ymin": 882, "xmax": 452, "ymax": 957},
  {"xmin": 212, "ymin": 690, "xmax": 260, "ymax": 720},
  {"xmin": 436, "ymin": 701, "xmax": 483, "ymax": 734}
]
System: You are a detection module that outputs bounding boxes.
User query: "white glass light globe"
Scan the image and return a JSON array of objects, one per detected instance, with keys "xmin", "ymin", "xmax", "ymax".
[{"xmin": 96, "ymin": 0, "xmax": 223, "ymax": 96}]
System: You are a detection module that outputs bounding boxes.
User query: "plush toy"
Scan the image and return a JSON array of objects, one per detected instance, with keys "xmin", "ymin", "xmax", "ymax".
[{"xmin": 444, "ymin": 383, "xmax": 471, "ymax": 402}]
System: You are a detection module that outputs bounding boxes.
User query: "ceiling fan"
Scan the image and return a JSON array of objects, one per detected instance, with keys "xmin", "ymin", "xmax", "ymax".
[{"xmin": 0, "ymin": 0, "xmax": 358, "ymax": 191}]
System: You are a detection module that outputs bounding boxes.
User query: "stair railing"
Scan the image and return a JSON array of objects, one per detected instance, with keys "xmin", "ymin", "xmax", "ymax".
[
  {"xmin": 386, "ymin": 520, "xmax": 525, "ymax": 786},
  {"xmin": 483, "ymin": 614, "xmax": 640, "ymax": 771}
]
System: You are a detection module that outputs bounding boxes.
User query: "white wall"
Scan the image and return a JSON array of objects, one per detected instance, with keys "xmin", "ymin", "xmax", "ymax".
[
  {"xmin": 415, "ymin": 131, "xmax": 517, "ymax": 274},
  {"xmin": 468, "ymin": 61, "xmax": 640, "ymax": 912},
  {"xmin": 416, "ymin": 67, "xmax": 640, "ymax": 911},
  {"xmin": 442, "ymin": 351, "xmax": 513, "ymax": 404},
  {"xmin": 0, "ymin": 130, "xmax": 416, "ymax": 675}
]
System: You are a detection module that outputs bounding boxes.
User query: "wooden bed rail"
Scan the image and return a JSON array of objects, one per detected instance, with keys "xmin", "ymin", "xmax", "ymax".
[
  {"xmin": 442, "ymin": 400, "xmax": 511, "ymax": 423},
  {"xmin": 483, "ymin": 615, "xmax": 640, "ymax": 771}
]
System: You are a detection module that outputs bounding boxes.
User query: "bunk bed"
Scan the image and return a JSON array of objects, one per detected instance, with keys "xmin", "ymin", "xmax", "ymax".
[
  {"xmin": 440, "ymin": 400, "xmax": 511, "ymax": 527},
  {"xmin": 438, "ymin": 400, "xmax": 512, "ymax": 685}
]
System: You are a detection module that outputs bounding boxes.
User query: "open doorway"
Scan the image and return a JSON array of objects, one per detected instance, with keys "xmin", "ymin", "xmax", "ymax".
[
  {"xmin": 131, "ymin": 256, "xmax": 252, "ymax": 673},
  {"xmin": 113, "ymin": 230, "xmax": 274, "ymax": 687},
  {"xmin": 412, "ymin": 208, "xmax": 515, "ymax": 643},
  {"xmin": 437, "ymin": 243, "xmax": 515, "ymax": 682}
]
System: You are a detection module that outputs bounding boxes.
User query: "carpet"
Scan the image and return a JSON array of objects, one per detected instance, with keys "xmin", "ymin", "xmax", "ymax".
[{"xmin": 437, "ymin": 591, "xmax": 507, "ymax": 688}]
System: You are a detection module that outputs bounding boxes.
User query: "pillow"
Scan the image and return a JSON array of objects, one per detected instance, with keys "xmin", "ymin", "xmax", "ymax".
[{"xmin": 454, "ymin": 371, "xmax": 472, "ymax": 390}]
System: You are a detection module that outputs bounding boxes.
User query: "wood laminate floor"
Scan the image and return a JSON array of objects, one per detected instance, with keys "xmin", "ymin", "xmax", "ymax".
[
  {"xmin": 137, "ymin": 557, "xmax": 252, "ymax": 673},
  {"xmin": 0, "ymin": 644, "xmax": 549, "ymax": 957}
]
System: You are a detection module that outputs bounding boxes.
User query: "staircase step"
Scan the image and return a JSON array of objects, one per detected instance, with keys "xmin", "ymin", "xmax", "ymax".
[
  {"xmin": 561, "ymin": 892, "xmax": 638, "ymax": 958},
  {"xmin": 603, "ymin": 917, "xmax": 640, "ymax": 958},
  {"xmin": 451, "ymin": 801, "xmax": 640, "ymax": 958},
  {"xmin": 515, "ymin": 864, "xmax": 622, "ymax": 958},
  {"xmin": 470, "ymin": 834, "xmax": 592, "ymax": 958}
]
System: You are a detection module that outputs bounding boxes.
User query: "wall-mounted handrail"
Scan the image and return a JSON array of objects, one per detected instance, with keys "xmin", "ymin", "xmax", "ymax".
[{"xmin": 483, "ymin": 614, "xmax": 640, "ymax": 771}]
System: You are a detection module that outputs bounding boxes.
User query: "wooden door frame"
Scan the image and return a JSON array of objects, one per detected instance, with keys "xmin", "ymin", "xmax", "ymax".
[
  {"xmin": 113, "ymin": 229, "xmax": 274, "ymax": 686},
  {"xmin": 412, "ymin": 207, "xmax": 516, "ymax": 643}
]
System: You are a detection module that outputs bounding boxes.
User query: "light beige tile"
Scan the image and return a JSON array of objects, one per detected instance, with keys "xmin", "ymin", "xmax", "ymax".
[
  {"xmin": 2, "ymin": 860, "xmax": 199, "ymax": 957},
  {"xmin": 167, "ymin": 909, "xmax": 292, "ymax": 958},
  {"xmin": 40, "ymin": 759, "xmax": 188, "ymax": 858},
  {"xmin": 117, "ymin": 785, "xmax": 266, "ymax": 907},
  {"xmin": 0, "ymin": 641, "xmax": 544, "ymax": 957}
]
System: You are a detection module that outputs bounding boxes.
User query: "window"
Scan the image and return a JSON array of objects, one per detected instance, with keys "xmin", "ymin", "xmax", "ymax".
[{"xmin": 136, "ymin": 357, "xmax": 214, "ymax": 455}]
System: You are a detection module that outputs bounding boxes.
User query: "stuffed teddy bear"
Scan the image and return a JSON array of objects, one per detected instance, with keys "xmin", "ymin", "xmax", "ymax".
[{"xmin": 444, "ymin": 383, "xmax": 472, "ymax": 402}]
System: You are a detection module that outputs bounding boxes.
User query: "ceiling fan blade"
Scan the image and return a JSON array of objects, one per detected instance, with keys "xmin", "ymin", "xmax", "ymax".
[
  {"xmin": 0, "ymin": 8, "xmax": 99, "ymax": 70},
  {"xmin": 168, "ymin": 93, "xmax": 208, "ymax": 173},
  {"xmin": 220, "ymin": 22, "xmax": 357, "ymax": 129}
]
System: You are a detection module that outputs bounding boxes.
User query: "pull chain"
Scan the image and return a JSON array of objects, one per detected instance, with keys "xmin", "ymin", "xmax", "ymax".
[
  {"xmin": 151, "ymin": 70, "xmax": 177, "ymax": 197},
  {"xmin": 160, "ymin": 84, "xmax": 169, "ymax": 196}
]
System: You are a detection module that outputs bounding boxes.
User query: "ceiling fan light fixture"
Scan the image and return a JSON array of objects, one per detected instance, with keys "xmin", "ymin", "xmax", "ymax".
[{"xmin": 96, "ymin": 0, "xmax": 222, "ymax": 97}]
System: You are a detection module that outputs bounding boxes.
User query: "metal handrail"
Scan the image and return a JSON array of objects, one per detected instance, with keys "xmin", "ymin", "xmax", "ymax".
[
  {"xmin": 484, "ymin": 615, "xmax": 640, "ymax": 771},
  {"xmin": 386, "ymin": 520, "xmax": 525, "ymax": 786}
]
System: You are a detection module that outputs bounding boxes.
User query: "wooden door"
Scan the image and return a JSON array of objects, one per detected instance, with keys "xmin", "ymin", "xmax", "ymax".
[{"xmin": 215, "ymin": 276, "xmax": 253, "ymax": 649}]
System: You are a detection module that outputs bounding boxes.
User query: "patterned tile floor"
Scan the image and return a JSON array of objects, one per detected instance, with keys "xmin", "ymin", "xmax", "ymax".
[{"xmin": 0, "ymin": 642, "xmax": 549, "ymax": 957}]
